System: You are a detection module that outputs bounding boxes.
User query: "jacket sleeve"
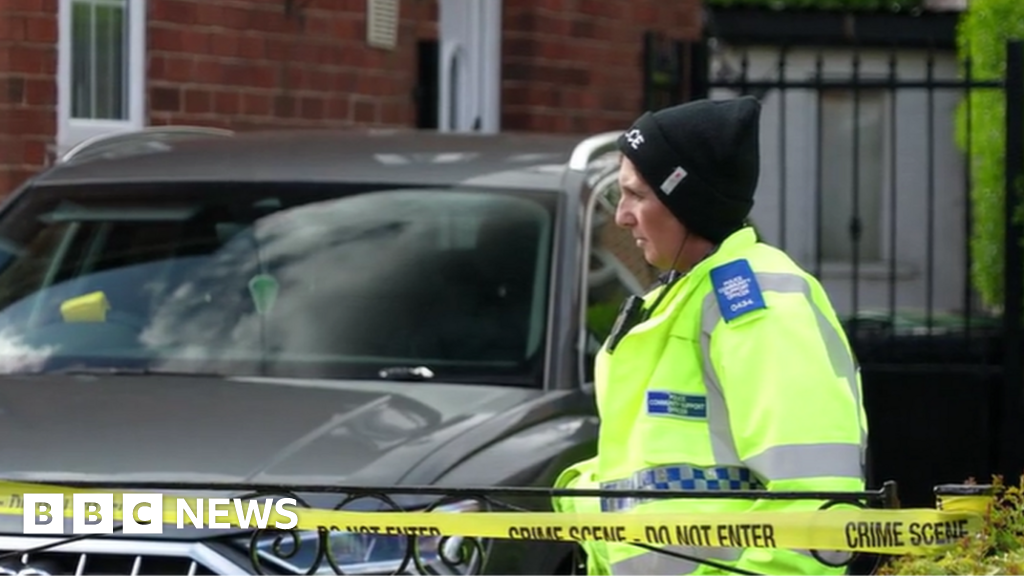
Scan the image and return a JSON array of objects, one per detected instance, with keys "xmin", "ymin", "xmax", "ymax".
[
  {"xmin": 551, "ymin": 456, "xmax": 598, "ymax": 513},
  {"xmin": 706, "ymin": 284, "xmax": 867, "ymax": 573}
]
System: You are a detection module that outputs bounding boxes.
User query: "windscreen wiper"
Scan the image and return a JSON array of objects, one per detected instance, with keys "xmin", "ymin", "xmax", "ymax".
[
  {"xmin": 376, "ymin": 367, "xmax": 533, "ymax": 385},
  {"xmin": 378, "ymin": 365, "xmax": 435, "ymax": 381}
]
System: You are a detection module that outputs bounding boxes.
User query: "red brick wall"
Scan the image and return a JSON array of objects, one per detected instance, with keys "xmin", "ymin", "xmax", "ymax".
[
  {"xmin": 0, "ymin": 0, "xmax": 701, "ymax": 197},
  {"xmin": 147, "ymin": 0, "xmax": 437, "ymax": 130},
  {"xmin": 501, "ymin": 0, "xmax": 702, "ymax": 134},
  {"xmin": 0, "ymin": 0, "xmax": 57, "ymax": 195}
]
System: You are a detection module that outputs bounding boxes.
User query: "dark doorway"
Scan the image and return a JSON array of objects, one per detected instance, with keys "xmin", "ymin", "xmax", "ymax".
[{"xmin": 415, "ymin": 39, "xmax": 439, "ymax": 129}]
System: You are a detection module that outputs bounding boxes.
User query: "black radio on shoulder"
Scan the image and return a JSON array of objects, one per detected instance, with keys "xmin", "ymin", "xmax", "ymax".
[
  {"xmin": 605, "ymin": 294, "xmax": 645, "ymax": 353},
  {"xmin": 604, "ymin": 270, "xmax": 683, "ymax": 354}
]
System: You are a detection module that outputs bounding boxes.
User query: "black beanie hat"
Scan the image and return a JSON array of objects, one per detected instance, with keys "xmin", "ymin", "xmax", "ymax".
[{"xmin": 616, "ymin": 96, "xmax": 762, "ymax": 244}]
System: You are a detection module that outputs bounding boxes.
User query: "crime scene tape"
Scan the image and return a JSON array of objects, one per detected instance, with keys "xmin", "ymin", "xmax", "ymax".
[{"xmin": 0, "ymin": 480, "xmax": 985, "ymax": 556}]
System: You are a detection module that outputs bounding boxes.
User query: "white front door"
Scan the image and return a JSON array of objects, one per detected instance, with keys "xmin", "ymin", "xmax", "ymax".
[{"xmin": 438, "ymin": 0, "xmax": 502, "ymax": 133}]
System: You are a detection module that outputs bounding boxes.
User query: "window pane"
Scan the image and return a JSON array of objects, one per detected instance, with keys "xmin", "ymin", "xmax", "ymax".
[
  {"xmin": 819, "ymin": 90, "xmax": 885, "ymax": 262},
  {"xmin": 94, "ymin": 3, "xmax": 126, "ymax": 119},
  {"xmin": 0, "ymin": 184, "xmax": 557, "ymax": 385},
  {"xmin": 71, "ymin": 0, "xmax": 128, "ymax": 120},
  {"xmin": 70, "ymin": 1, "xmax": 93, "ymax": 118}
]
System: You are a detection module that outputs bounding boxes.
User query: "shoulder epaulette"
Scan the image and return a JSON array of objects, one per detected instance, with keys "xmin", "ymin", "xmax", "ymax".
[{"xmin": 708, "ymin": 258, "xmax": 767, "ymax": 323}]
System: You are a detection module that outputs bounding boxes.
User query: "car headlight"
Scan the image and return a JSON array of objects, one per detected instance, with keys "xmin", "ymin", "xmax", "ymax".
[{"xmin": 244, "ymin": 499, "xmax": 487, "ymax": 575}]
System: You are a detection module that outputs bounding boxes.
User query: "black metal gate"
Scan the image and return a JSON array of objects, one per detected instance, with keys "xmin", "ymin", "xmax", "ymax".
[{"xmin": 696, "ymin": 38, "xmax": 1024, "ymax": 508}]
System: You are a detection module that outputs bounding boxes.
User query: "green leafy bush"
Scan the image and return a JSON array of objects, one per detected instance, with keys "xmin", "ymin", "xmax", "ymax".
[
  {"xmin": 954, "ymin": 0, "xmax": 1024, "ymax": 311},
  {"xmin": 703, "ymin": 0, "xmax": 921, "ymax": 11},
  {"xmin": 879, "ymin": 475, "xmax": 1024, "ymax": 575}
]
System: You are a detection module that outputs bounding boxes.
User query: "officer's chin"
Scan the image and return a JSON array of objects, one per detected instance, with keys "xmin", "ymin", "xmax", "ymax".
[{"xmin": 646, "ymin": 251, "xmax": 672, "ymax": 271}]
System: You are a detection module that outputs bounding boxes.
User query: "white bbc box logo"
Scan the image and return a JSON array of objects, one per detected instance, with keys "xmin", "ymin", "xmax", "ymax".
[
  {"xmin": 72, "ymin": 493, "xmax": 112, "ymax": 534},
  {"xmin": 22, "ymin": 493, "xmax": 166, "ymax": 535},
  {"xmin": 22, "ymin": 493, "xmax": 64, "ymax": 534},
  {"xmin": 123, "ymin": 493, "xmax": 164, "ymax": 534}
]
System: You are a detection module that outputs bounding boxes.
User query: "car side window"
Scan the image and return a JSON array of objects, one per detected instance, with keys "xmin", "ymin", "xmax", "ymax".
[{"xmin": 581, "ymin": 170, "xmax": 659, "ymax": 383}]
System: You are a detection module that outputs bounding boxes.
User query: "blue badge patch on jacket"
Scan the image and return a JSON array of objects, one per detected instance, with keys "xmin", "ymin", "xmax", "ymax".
[
  {"xmin": 709, "ymin": 259, "xmax": 767, "ymax": 323},
  {"xmin": 646, "ymin": 390, "xmax": 707, "ymax": 419}
]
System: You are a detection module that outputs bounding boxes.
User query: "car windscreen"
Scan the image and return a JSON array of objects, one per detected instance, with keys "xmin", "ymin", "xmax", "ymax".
[{"xmin": 0, "ymin": 181, "xmax": 558, "ymax": 386}]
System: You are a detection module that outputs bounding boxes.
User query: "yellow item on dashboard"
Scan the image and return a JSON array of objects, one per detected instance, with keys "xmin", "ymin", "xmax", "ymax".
[{"xmin": 60, "ymin": 291, "xmax": 111, "ymax": 323}]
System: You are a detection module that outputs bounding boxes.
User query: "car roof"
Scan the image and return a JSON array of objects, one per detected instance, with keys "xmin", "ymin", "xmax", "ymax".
[{"xmin": 31, "ymin": 128, "xmax": 605, "ymax": 192}]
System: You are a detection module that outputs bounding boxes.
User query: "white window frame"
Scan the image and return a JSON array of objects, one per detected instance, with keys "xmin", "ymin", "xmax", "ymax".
[
  {"xmin": 438, "ymin": 0, "xmax": 501, "ymax": 133},
  {"xmin": 56, "ymin": 0, "xmax": 147, "ymax": 155}
]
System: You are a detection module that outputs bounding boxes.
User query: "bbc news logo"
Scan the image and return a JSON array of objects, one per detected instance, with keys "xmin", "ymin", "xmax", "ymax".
[{"xmin": 21, "ymin": 493, "xmax": 299, "ymax": 534}]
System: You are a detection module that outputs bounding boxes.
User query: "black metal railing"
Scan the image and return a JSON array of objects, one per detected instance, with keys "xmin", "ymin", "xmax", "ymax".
[
  {"xmin": 0, "ymin": 480, "xmax": 906, "ymax": 576},
  {"xmin": 704, "ymin": 41, "xmax": 1018, "ymax": 360}
]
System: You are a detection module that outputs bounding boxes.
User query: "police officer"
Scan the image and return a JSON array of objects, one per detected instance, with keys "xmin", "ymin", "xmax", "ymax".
[{"xmin": 552, "ymin": 96, "xmax": 870, "ymax": 575}]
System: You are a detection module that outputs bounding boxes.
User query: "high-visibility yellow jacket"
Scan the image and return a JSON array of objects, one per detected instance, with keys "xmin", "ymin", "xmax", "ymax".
[{"xmin": 553, "ymin": 226, "xmax": 869, "ymax": 575}]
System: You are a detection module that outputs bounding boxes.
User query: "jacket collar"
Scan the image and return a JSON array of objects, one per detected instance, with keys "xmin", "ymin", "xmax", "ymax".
[
  {"xmin": 684, "ymin": 226, "xmax": 758, "ymax": 282},
  {"xmin": 644, "ymin": 226, "xmax": 758, "ymax": 312},
  {"xmin": 663, "ymin": 223, "xmax": 761, "ymax": 282}
]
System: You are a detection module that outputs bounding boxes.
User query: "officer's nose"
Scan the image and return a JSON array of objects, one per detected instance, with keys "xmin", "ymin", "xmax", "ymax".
[{"xmin": 615, "ymin": 196, "xmax": 635, "ymax": 229}]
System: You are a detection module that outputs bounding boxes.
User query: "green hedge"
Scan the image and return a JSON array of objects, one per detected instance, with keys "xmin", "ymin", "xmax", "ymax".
[
  {"xmin": 703, "ymin": 0, "xmax": 922, "ymax": 11},
  {"xmin": 954, "ymin": 0, "xmax": 1024, "ymax": 311}
]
